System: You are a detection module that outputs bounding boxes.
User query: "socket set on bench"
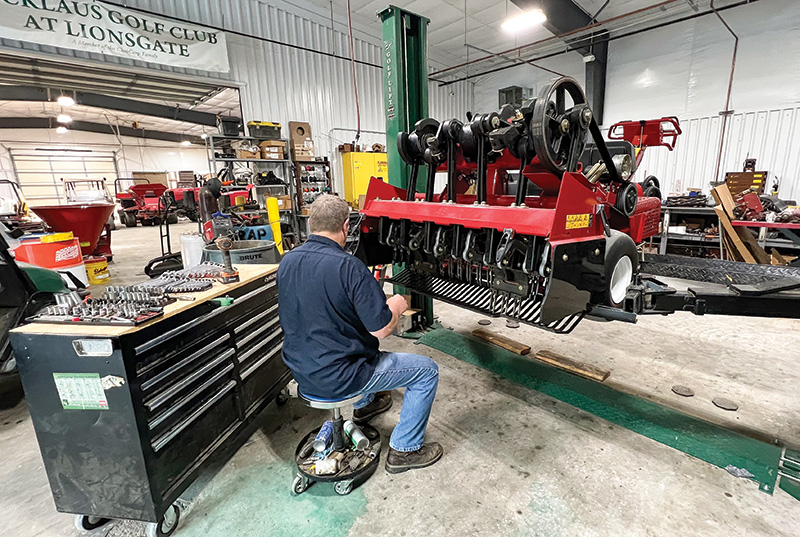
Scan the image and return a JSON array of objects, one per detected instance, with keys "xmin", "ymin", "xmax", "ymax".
[
  {"xmin": 27, "ymin": 288, "xmax": 173, "ymax": 326},
  {"xmin": 135, "ymin": 262, "xmax": 224, "ymax": 293},
  {"xmin": 26, "ymin": 263, "xmax": 228, "ymax": 326}
]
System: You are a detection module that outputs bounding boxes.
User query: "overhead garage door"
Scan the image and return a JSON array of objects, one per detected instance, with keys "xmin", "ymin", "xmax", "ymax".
[{"xmin": 10, "ymin": 149, "xmax": 118, "ymax": 206}]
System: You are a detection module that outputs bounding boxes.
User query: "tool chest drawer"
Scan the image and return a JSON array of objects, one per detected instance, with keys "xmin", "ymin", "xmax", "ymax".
[{"xmin": 9, "ymin": 265, "xmax": 290, "ymax": 524}]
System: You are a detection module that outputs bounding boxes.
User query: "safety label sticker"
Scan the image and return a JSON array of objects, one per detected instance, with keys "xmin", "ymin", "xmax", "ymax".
[
  {"xmin": 53, "ymin": 373, "xmax": 109, "ymax": 411},
  {"xmin": 565, "ymin": 213, "xmax": 593, "ymax": 230}
]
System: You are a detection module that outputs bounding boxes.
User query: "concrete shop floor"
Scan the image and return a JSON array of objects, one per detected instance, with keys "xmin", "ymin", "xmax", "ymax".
[{"xmin": 2, "ymin": 221, "xmax": 800, "ymax": 537}]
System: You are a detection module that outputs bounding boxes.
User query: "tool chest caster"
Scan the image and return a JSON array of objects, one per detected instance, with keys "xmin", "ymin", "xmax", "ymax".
[
  {"xmin": 145, "ymin": 503, "xmax": 180, "ymax": 537},
  {"xmin": 73, "ymin": 515, "xmax": 112, "ymax": 532}
]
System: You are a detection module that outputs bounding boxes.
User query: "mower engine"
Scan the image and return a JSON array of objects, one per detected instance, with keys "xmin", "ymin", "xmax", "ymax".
[{"xmin": 358, "ymin": 77, "xmax": 662, "ymax": 333}]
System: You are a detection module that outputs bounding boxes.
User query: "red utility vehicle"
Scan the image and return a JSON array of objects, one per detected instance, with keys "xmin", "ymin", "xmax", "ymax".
[{"xmin": 115, "ymin": 179, "xmax": 177, "ymax": 227}]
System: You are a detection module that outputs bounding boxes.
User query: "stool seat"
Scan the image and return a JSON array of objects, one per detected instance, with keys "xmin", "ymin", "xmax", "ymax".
[{"xmin": 298, "ymin": 391, "xmax": 361, "ymax": 410}]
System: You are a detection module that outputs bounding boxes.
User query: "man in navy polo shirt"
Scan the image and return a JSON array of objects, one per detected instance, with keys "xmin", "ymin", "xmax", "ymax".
[{"xmin": 278, "ymin": 195, "xmax": 442, "ymax": 474}]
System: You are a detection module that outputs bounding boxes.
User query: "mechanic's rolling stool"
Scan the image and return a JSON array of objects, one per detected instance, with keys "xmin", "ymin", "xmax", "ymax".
[{"xmin": 292, "ymin": 392, "xmax": 381, "ymax": 496}]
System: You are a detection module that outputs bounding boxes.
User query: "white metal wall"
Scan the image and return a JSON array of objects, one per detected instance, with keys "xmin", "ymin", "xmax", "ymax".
[{"xmin": 630, "ymin": 106, "xmax": 800, "ymax": 202}]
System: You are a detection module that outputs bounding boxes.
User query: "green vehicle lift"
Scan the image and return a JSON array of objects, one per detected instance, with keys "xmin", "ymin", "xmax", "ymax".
[{"xmin": 378, "ymin": 5, "xmax": 434, "ymax": 328}]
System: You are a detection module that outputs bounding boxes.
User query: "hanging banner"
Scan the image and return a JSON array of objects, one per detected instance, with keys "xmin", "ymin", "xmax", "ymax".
[{"xmin": 0, "ymin": 0, "xmax": 229, "ymax": 72}]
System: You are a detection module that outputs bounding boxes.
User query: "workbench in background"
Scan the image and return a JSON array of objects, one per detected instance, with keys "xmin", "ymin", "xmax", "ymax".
[{"xmin": 9, "ymin": 265, "xmax": 290, "ymax": 533}]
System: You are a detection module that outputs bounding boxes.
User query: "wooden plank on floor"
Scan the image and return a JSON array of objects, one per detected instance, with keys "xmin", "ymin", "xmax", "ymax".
[
  {"xmin": 534, "ymin": 350, "xmax": 610, "ymax": 382},
  {"xmin": 712, "ymin": 185, "xmax": 733, "ymax": 217},
  {"xmin": 712, "ymin": 184, "xmax": 771, "ymax": 263},
  {"xmin": 771, "ymin": 248, "xmax": 789, "ymax": 266},
  {"xmin": 737, "ymin": 226, "xmax": 772, "ymax": 264},
  {"xmin": 715, "ymin": 206, "xmax": 756, "ymax": 263},
  {"xmin": 472, "ymin": 328, "xmax": 531, "ymax": 355}
]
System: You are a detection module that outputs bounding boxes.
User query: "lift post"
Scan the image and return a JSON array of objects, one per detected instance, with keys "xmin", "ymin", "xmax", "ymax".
[{"xmin": 378, "ymin": 5, "xmax": 434, "ymax": 327}]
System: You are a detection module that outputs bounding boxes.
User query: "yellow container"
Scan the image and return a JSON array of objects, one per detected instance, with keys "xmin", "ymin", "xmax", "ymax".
[
  {"xmin": 342, "ymin": 152, "xmax": 388, "ymax": 203},
  {"xmin": 84, "ymin": 256, "xmax": 110, "ymax": 285},
  {"xmin": 41, "ymin": 232, "xmax": 74, "ymax": 243}
]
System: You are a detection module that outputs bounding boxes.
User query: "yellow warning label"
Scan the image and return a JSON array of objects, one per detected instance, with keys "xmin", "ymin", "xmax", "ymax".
[
  {"xmin": 565, "ymin": 213, "xmax": 592, "ymax": 230},
  {"xmin": 754, "ymin": 174, "xmax": 763, "ymax": 177},
  {"xmin": 753, "ymin": 179, "xmax": 762, "ymax": 183}
]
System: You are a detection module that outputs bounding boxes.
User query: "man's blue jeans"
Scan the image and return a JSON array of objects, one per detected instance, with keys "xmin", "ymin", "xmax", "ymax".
[{"xmin": 350, "ymin": 352, "xmax": 439, "ymax": 452}]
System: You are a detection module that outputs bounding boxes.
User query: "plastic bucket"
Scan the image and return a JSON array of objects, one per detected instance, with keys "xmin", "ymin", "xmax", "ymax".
[
  {"xmin": 14, "ymin": 237, "xmax": 88, "ymax": 288},
  {"xmin": 84, "ymin": 255, "xmax": 110, "ymax": 285},
  {"xmin": 201, "ymin": 240, "xmax": 281, "ymax": 265},
  {"xmin": 180, "ymin": 233, "xmax": 206, "ymax": 269}
]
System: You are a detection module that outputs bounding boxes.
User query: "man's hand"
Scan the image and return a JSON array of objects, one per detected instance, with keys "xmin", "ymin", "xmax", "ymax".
[
  {"xmin": 387, "ymin": 294, "xmax": 409, "ymax": 316},
  {"xmin": 370, "ymin": 295, "xmax": 410, "ymax": 339}
]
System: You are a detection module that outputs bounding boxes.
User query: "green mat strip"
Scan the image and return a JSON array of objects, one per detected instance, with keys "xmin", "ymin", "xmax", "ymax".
[{"xmin": 418, "ymin": 328, "xmax": 782, "ymax": 494}]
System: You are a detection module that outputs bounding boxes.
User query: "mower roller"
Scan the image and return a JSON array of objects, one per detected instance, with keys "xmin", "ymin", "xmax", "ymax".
[{"xmin": 357, "ymin": 77, "xmax": 800, "ymax": 333}]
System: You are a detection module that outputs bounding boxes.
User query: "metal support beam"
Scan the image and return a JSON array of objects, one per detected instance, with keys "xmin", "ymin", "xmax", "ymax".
[
  {"xmin": 0, "ymin": 117, "xmax": 205, "ymax": 145},
  {"xmin": 0, "ymin": 85, "xmax": 219, "ymax": 126},
  {"xmin": 511, "ymin": 0, "xmax": 608, "ymax": 123},
  {"xmin": 584, "ymin": 37, "xmax": 608, "ymax": 127}
]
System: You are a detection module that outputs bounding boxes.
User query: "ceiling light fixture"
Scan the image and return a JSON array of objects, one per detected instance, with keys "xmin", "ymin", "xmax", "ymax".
[
  {"xmin": 57, "ymin": 95, "xmax": 75, "ymax": 107},
  {"xmin": 181, "ymin": 140, "xmax": 192, "ymax": 146},
  {"xmin": 56, "ymin": 126, "xmax": 68, "ymax": 134},
  {"xmin": 200, "ymin": 133, "xmax": 208, "ymax": 140},
  {"xmin": 57, "ymin": 113, "xmax": 72, "ymax": 124},
  {"xmin": 501, "ymin": 9, "xmax": 547, "ymax": 33}
]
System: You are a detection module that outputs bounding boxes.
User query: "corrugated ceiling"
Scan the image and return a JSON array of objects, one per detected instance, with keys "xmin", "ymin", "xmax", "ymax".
[{"xmin": 0, "ymin": 52, "xmax": 233, "ymax": 108}]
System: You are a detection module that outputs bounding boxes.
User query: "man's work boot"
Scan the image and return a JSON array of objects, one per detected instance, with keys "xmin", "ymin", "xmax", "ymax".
[
  {"xmin": 385, "ymin": 442, "xmax": 444, "ymax": 474},
  {"xmin": 353, "ymin": 391, "xmax": 393, "ymax": 424}
]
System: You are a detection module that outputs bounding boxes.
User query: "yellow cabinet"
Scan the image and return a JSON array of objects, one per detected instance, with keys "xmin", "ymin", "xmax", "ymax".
[{"xmin": 342, "ymin": 152, "xmax": 388, "ymax": 204}]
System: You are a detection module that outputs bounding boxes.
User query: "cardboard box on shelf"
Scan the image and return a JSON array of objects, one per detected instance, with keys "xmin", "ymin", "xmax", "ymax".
[
  {"xmin": 235, "ymin": 149, "xmax": 260, "ymax": 159},
  {"xmin": 275, "ymin": 195, "xmax": 293, "ymax": 211},
  {"xmin": 289, "ymin": 121, "xmax": 315, "ymax": 160},
  {"xmin": 259, "ymin": 140, "xmax": 286, "ymax": 149},
  {"xmin": 259, "ymin": 140, "xmax": 285, "ymax": 159},
  {"xmin": 292, "ymin": 147, "xmax": 315, "ymax": 160}
]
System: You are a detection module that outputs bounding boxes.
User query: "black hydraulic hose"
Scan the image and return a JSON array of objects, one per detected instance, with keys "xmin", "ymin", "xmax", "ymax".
[
  {"xmin": 515, "ymin": 157, "xmax": 529, "ymax": 206},
  {"xmin": 406, "ymin": 164, "xmax": 420, "ymax": 201},
  {"xmin": 425, "ymin": 164, "xmax": 437, "ymax": 202},
  {"xmin": 476, "ymin": 137, "xmax": 487, "ymax": 204},
  {"xmin": 446, "ymin": 139, "xmax": 458, "ymax": 203}
]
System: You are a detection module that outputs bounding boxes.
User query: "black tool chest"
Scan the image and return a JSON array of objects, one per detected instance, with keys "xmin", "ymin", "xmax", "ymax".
[{"xmin": 9, "ymin": 265, "xmax": 289, "ymax": 529}]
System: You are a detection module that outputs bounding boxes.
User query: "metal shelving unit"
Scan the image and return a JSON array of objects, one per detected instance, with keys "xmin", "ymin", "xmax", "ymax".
[
  {"xmin": 207, "ymin": 135, "xmax": 299, "ymax": 245},
  {"xmin": 654, "ymin": 205, "xmax": 800, "ymax": 255}
]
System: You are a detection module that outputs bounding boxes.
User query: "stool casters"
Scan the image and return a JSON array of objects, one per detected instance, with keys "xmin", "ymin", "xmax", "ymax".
[
  {"xmin": 334, "ymin": 480, "xmax": 354, "ymax": 496},
  {"xmin": 292, "ymin": 472, "xmax": 311, "ymax": 495}
]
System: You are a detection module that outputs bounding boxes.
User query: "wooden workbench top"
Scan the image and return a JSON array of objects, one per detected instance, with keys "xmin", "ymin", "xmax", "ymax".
[{"xmin": 11, "ymin": 264, "xmax": 279, "ymax": 338}]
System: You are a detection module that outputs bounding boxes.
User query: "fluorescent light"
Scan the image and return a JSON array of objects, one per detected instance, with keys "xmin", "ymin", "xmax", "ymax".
[
  {"xmin": 57, "ymin": 114, "xmax": 72, "ymax": 124},
  {"xmin": 56, "ymin": 126, "xmax": 68, "ymax": 134},
  {"xmin": 57, "ymin": 95, "xmax": 75, "ymax": 107},
  {"xmin": 501, "ymin": 9, "xmax": 547, "ymax": 33},
  {"xmin": 181, "ymin": 140, "xmax": 192, "ymax": 146}
]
